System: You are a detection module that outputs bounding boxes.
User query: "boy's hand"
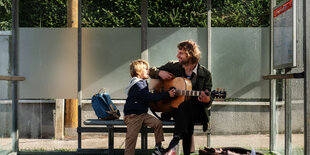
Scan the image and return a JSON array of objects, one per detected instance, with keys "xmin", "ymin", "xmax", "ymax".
[{"xmin": 168, "ymin": 88, "xmax": 176, "ymax": 97}]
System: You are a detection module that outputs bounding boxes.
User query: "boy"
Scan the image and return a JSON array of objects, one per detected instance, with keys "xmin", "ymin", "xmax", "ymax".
[{"xmin": 124, "ymin": 59, "xmax": 175, "ymax": 155}]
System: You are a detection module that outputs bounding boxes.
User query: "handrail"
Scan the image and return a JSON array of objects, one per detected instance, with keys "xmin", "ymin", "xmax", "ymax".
[
  {"xmin": 0, "ymin": 75, "xmax": 25, "ymax": 81},
  {"xmin": 263, "ymin": 72, "xmax": 304, "ymax": 80}
]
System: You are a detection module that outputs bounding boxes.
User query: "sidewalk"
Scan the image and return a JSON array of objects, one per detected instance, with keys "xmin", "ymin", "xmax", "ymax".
[{"xmin": 1, "ymin": 134, "xmax": 304, "ymax": 153}]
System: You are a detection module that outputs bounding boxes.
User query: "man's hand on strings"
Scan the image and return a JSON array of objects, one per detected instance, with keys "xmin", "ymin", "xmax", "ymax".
[{"xmin": 198, "ymin": 90, "xmax": 211, "ymax": 103}]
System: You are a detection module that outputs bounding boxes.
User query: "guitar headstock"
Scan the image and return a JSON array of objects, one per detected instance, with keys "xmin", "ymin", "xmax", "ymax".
[{"xmin": 210, "ymin": 88, "xmax": 226, "ymax": 101}]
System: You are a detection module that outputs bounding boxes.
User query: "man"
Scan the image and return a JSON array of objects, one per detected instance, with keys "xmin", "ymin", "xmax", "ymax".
[{"xmin": 149, "ymin": 40, "xmax": 212, "ymax": 155}]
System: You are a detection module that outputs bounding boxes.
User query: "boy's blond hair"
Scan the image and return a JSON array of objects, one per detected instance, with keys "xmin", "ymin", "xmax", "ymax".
[{"xmin": 129, "ymin": 59, "xmax": 149, "ymax": 77}]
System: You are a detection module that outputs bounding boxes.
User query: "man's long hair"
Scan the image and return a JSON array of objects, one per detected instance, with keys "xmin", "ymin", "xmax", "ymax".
[{"xmin": 177, "ymin": 40, "xmax": 201, "ymax": 64}]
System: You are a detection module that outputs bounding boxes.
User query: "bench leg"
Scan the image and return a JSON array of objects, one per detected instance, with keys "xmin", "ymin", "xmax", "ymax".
[
  {"xmin": 78, "ymin": 132, "xmax": 81, "ymax": 149},
  {"xmin": 141, "ymin": 131, "xmax": 147, "ymax": 150},
  {"xmin": 108, "ymin": 125, "xmax": 114, "ymax": 155},
  {"xmin": 78, "ymin": 105, "xmax": 82, "ymax": 150},
  {"xmin": 207, "ymin": 132, "xmax": 211, "ymax": 147}
]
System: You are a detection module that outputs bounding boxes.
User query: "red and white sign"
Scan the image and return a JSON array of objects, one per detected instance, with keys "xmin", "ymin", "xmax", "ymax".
[{"xmin": 274, "ymin": 0, "xmax": 292, "ymax": 18}]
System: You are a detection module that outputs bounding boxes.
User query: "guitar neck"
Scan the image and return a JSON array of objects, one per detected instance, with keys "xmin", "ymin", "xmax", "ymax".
[{"xmin": 176, "ymin": 90, "xmax": 210, "ymax": 97}]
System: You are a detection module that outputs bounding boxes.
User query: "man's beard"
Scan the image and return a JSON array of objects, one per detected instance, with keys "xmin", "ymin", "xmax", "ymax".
[{"xmin": 180, "ymin": 58, "xmax": 191, "ymax": 65}]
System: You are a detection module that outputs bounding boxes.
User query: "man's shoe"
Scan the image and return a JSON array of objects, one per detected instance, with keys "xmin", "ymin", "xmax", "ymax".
[
  {"xmin": 163, "ymin": 144, "xmax": 178, "ymax": 155},
  {"xmin": 152, "ymin": 145, "xmax": 165, "ymax": 155}
]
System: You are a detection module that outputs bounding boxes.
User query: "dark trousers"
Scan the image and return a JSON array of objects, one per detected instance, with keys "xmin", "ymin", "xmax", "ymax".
[{"xmin": 172, "ymin": 101, "xmax": 206, "ymax": 155}]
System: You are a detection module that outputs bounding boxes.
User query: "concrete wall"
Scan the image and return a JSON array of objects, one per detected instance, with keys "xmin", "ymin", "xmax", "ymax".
[
  {"xmin": 211, "ymin": 101, "xmax": 304, "ymax": 135},
  {"xmin": 0, "ymin": 100, "xmax": 304, "ymax": 138},
  {"xmin": 0, "ymin": 101, "xmax": 55, "ymax": 138}
]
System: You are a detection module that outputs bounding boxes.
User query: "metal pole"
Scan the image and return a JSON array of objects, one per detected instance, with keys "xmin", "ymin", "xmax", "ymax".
[
  {"xmin": 207, "ymin": 0, "xmax": 211, "ymax": 147},
  {"xmin": 304, "ymin": 0, "xmax": 310, "ymax": 154},
  {"xmin": 141, "ymin": 0, "xmax": 148, "ymax": 61},
  {"xmin": 270, "ymin": 0, "xmax": 277, "ymax": 152},
  {"xmin": 285, "ymin": 69, "xmax": 292, "ymax": 155},
  {"xmin": 77, "ymin": 0, "xmax": 82, "ymax": 149},
  {"xmin": 11, "ymin": 0, "xmax": 19, "ymax": 152},
  {"xmin": 207, "ymin": 0, "xmax": 211, "ymax": 71}
]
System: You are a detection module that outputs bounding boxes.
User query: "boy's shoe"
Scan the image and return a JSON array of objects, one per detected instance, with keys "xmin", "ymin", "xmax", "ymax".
[{"xmin": 152, "ymin": 145, "xmax": 165, "ymax": 155}]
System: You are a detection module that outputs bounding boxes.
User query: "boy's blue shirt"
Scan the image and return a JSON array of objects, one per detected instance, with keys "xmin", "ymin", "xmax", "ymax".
[{"xmin": 124, "ymin": 77, "xmax": 169, "ymax": 116}]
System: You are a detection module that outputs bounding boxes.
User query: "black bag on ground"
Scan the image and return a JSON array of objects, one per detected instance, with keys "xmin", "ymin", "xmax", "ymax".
[{"xmin": 199, "ymin": 147, "xmax": 263, "ymax": 155}]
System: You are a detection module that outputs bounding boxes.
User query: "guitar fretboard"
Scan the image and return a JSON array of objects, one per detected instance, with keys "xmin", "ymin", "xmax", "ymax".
[{"xmin": 176, "ymin": 90, "xmax": 210, "ymax": 97}]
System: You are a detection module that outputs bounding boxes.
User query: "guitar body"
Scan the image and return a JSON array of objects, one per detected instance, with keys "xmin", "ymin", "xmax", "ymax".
[{"xmin": 149, "ymin": 77, "xmax": 192, "ymax": 112}]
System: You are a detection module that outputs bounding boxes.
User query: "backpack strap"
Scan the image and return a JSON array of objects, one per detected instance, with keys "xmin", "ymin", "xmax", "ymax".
[
  {"xmin": 102, "ymin": 93, "xmax": 120, "ymax": 119},
  {"xmin": 98, "ymin": 95, "xmax": 113, "ymax": 111}
]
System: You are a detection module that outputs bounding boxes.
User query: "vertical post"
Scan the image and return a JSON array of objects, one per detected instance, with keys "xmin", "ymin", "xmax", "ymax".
[
  {"xmin": 65, "ymin": 0, "xmax": 79, "ymax": 129},
  {"xmin": 304, "ymin": 0, "xmax": 310, "ymax": 154},
  {"xmin": 285, "ymin": 69, "xmax": 292, "ymax": 155},
  {"xmin": 55, "ymin": 99, "xmax": 65, "ymax": 139},
  {"xmin": 141, "ymin": 0, "xmax": 148, "ymax": 61},
  {"xmin": 67, "ymin": 0, "xmax": 78, "ymax": 27},
  {"xmin": 270, "ymin": 0, "xmax": 277, "ymax": 152},
  {"xmin": 11, "ymin": 0, "xmax": 19, "ymax": 152},
  {"xmin": 77, "ymin": 0, "xmax": 82, "ymax": 149},
  {"xmin": 207, "ymin": 0, "xmax": 211, "ymax": 147},
  {"xmin": 207, "ymin": 0, "xmax": 212, "ymax": 71},
  {"xmin": 65, "ymin": 99, "xmax": 78, "ymax": 128}
]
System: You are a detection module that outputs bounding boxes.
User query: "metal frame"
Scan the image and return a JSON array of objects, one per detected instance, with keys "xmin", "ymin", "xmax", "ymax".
[
  {"xmin": 304, "ymin": 0, "xmax": 310, "ymax": 154},
  {"xmin": 12, "ymin": 0, "xmax": 19, "ymax": 153},
  {"xmin": 273, "ymin": 0, "xmax": 297, "ymax": 69},
  {"xmin": 9, "ymin": 0, "xmax": 310, "ymax": 154}
]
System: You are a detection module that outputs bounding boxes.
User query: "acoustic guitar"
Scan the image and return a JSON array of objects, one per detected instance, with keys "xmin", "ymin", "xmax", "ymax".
[{"xmin": 149, "ymin": 77, "xmax": 226, "ymax": 112}]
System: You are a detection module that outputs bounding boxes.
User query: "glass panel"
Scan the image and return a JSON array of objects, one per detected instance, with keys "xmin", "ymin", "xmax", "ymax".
[
  {"xmin": 18, "ymin": 28, "xmax": 78, "ymax": 99},
  {"xmin": 149, "ymin": 27, "xmax": 271, "ymax": 154},
  {"xmin": 0, "ymin": 33, "xmax": 11, "ymax": 99},
  {"xmin": 212, "ymin": 27, "xmax": 270, "ymax": 99},
  {"xmin": 276, "ymin": 101, "xmax": 285, "ymax": 154},
  {"xmin": 0, "ymin": 32, "xmax": 12, "ymax": 155},
  {"xmin": 291, "ymin": 75, "xmax": 304, "ymax": 154},
  {"xmin": 292, "ymin": 99, "xmax": 304, "ymax": 154},
  {"xmin": 82, "ymin": 28, "xmax": 141, "ymax": 99},
  {"xmin": 148, "ymin": 28, "xmax": 207, "ymax": 69},
  {"xmin": 18, "ymin": 28, "xmax": 141, "ymax": 99},
  {"xmin": 17, "ymin": 27, "xmax": 270, "ymax": 99},
  {"xmin": 211, "ymin": 28, "xmax": 270, "ymax": 154}
]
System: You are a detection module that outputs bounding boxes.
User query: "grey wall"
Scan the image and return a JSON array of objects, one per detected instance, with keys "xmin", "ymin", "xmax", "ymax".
[{"xmin": 0, "ymin": 101, "xmax": 305, "ymax": 138}]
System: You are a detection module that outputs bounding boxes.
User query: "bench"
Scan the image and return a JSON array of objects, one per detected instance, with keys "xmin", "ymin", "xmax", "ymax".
[{"xmin": 77, "ymin": 118, "xmax": 210, "ymax": 155}]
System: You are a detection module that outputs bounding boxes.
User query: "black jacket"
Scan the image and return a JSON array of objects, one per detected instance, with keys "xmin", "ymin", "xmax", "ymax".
[{"xmin": 124, "ymin": 77, "xmax": 170, "ymax": 116}]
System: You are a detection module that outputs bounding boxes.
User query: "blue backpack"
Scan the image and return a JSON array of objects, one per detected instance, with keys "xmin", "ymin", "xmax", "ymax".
[{"xmin": 91, "ymin": 89, "xmax": 120, "ymax": 120}]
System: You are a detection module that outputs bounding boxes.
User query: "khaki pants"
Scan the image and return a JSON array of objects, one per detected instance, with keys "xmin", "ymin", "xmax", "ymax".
[{"xmin": 124, "ymin": 113, "xmax": 164, "ymax": 155}]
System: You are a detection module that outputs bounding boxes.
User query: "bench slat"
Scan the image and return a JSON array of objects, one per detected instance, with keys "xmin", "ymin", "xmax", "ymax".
[
  {"xmin": 84, "ymin": 119, "xmax": 125, "ymax": 125},
  {"xmin": 79, "ymin": 119, "xmax": 208, "ymax": 153},
  {"xmin": 84, "ymin": 119, "xmax": 176, "ymax": 126}
]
